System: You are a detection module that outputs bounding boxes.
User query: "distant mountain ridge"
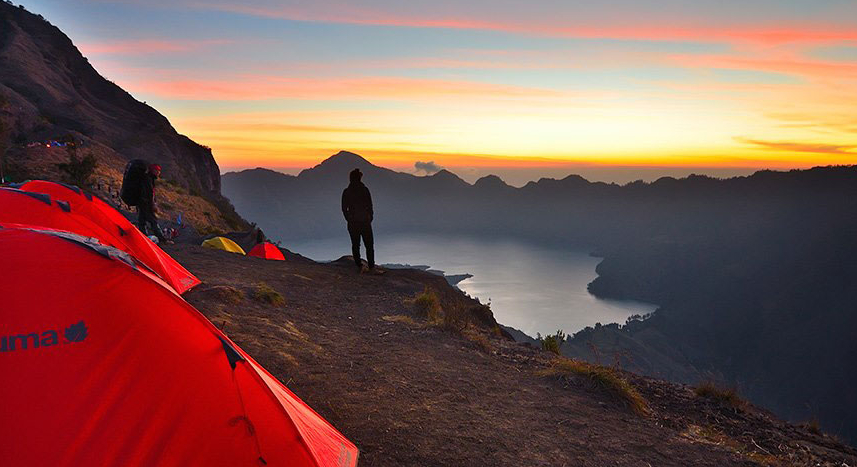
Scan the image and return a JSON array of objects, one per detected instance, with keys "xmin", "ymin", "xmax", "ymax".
[{"xmin": 224, "ymin": 151, "xmax": 857, "ymax": 445}]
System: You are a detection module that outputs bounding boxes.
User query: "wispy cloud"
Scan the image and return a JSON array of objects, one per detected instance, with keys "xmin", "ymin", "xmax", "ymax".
[
  {"xmin": 670, "ymin": 53, "xmax": 857, "ymax": 80},
  {"xmin": 124, "ymin": 74, "xmax": 564, "ymax": 101},
  {"xmin": 78, "ymin": 39, "xmax": 232, "ymax": 56},
  {"xmin": 208, "ymin": 3, "xmax": 857, "ymax": 46},
  {"xmin": 735, "ymin": 137, "xmax": 856, "ymax": 155}
]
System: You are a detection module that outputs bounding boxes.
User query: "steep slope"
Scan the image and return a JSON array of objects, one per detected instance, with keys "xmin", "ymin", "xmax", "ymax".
[
  {"xmin": 171, "ymin": 243, "xmax": 857, "ymax": 466},
  {"xmin": 0, "ymin": 2, "xmax": 246, "ymax": 231}
]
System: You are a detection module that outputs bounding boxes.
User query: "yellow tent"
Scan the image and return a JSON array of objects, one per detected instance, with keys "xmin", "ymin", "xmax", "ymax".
[{"xmin": 201, "ymin": 236, "xmax": 246, "ymax": 255}]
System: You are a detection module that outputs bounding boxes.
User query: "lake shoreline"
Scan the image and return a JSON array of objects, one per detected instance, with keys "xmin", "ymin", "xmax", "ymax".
[{"xmin": 287, "ymin": 232, "xmax": 658, "ymax": 339}]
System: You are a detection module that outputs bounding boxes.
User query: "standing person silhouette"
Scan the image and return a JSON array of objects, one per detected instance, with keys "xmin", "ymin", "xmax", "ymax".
[
  {"xmin": 341, "ymin": 168, "xmax": 375, "ymax": 272},
  {"xmin": 138, "ymin": 163, "xmax": 167, "ymax": 243}
]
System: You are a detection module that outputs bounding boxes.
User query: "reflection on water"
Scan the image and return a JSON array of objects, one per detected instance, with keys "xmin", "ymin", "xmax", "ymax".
[{"xmin": 288, "ymin": 233, "xmax": 657, "ymax": 337}]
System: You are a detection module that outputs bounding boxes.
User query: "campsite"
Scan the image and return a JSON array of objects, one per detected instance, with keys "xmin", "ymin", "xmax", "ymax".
[
  {"xmin": 1, "ymin": 179, "xmax": 855, "ymax": 466},
  {"xmin": 2, "ymin": 0, "xmax": 857, "ymax": 465}
]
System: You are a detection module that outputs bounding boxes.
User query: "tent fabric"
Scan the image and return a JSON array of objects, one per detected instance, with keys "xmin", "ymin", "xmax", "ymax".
[
  {"xmin": 203, "ymin": 236, "xmax": 246, "ymax": 254},
  {"xmin": 8, "ymin": 181, "xmax": 201, "ymax": 294},
  {"xmin": 248, "ymin": 242, "xmax": 286, "ymax": 261},
  {"xmin": 0, "ymin": 227, "xmax": 359, "ymax": 467}
]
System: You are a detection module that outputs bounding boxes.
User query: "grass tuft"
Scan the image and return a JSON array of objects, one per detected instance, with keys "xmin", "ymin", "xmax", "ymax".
[
  {"xmin": 539, "ymin": 330, "xmax": 566, "ymax": 355},
  {"xmin": 694, "ymin": 381, "xmax": 744, "ymax": 408},
  {"xmin": 410, "ymin": 288, "xmax": 441, "ymax": 321},
  {"xmin": 539, "ymin": 357, "xmax": 650, "ymax": 415},
  {"xmin": 464, "ymin": 331, "xmax": 493, "ymax": 353},
  {"xmin": 208, "ymin": 285, "xmax": 245, "ymax": 305},
  {"xmin": 252, "ymin": 282, "xmax": 285, "ymax": 307},
  {"xmin": 382, "ymin": 315, "xmax": 419, "ymax": 326},
  {"xmin": 801, "ymin": 418, "xmax": 821, "ymax": 435},
  {"xmin": 442, "ymin": 304, "xmax": 469, "ymax": 333}
]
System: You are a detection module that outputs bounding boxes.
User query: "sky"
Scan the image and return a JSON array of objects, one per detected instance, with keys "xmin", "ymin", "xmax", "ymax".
[{"xmin": 19, "ymin": 0, "xmax": 857, "ymax": 184}]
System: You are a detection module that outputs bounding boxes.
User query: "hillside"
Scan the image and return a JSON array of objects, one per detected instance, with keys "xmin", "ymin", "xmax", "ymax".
[
  {"xmin": 168, "ymin": 243, "xmax": 857, "ymax": 466},
  {"xmin": 0, "ymin": 2, "xmax": 246, "ymax": 233},
  {"xmin": 223, "ymin": 152, "xmax": 857, "ymax": 444}
]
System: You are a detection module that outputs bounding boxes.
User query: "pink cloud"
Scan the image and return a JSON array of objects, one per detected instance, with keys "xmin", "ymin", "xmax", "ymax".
[
  {"xmin": 78, "ymin": 39, "xmax": 232, "ymax": 56},
  {"xmin": 212, "ymin": 4, "xmax": 857, "ymax": 46},
  {"xmin": 671, "ymin": 53, "xmax": 857, "ymax": 80},
  {"xmin": 124, "ymin": 74, "xmax": 565, "ymax": 101}
]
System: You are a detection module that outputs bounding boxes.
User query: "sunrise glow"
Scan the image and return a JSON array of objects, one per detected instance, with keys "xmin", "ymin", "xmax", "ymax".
[{"xmin": 23, "ymin": 0, "xmax": 857, "ymax": 179}]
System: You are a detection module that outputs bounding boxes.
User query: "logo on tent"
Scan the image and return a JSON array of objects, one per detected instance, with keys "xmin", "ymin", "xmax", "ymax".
[{"xmin": 1, "ymin": 321, "xmax": 88, "ymax": 352}]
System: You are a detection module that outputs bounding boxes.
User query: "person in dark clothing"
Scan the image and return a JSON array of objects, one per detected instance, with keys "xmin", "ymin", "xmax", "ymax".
[
  {"xmin": 342, "ymin": 168, "xmax": 375, "ymax": 271},
  {"xmin": 137, "ymin": 163, "xmax": 166, "ymax": 242}
]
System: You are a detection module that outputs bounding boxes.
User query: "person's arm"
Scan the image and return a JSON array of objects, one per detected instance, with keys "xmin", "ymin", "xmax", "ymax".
[
  {"xmin": 341, "ymin": 189, "xmax": 350, "ymax": 221},
  {"xmin": 367, "ymin": 188, "xmax": 373, "ymax": 222}
]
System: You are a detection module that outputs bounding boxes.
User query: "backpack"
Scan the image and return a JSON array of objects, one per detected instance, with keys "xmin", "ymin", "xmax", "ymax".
[{"xmin": 120, "ymin": 159, "xmax": 149, "ymax": 206}]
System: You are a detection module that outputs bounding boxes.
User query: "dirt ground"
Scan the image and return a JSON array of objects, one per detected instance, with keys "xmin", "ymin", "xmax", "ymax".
[{"xmin": 170, "ymin": 244, "xmax": 857, "ymax": 467}]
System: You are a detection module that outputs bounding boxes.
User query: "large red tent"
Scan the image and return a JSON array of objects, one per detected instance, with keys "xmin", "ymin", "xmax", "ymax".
[
  {"xmin": 2, "ymin": 183, "xmax": 200, "ymax": 293},
  {"xmin": 248, "ymin": 242, "xmax": 286, "ymax": 261},
  {"xmin": 0, "ymin": 227, "xmax": 359, "ymax": 466}
]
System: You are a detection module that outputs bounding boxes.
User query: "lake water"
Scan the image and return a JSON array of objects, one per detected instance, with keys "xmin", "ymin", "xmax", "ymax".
[{"xmin": 288, "ymin": 233, "xmax": 657, "ymax": 338}]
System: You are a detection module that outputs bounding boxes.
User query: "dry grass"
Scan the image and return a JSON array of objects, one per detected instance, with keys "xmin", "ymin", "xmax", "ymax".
[
  {"xmin": 206, "ymin": 285, "xmax": 245, "ymax": 305},
  {"xmin": 409, "ymin": 288, "xmax": 441, "ymax": 321},
  {"xmin": 539, "ymin": 357, "xmax": 650, "ymax": 416},
  {"xmin": 382, "ymin": 315, "xmax": 420, "ymax": 326},
  {"xmin": 442, "ymin": 304, "xmax": 469, "ymax": 333},
  {"xmin": 694, "ymin": 381, "xmax": 744, "ymax": 408},
  {"xmin": 252, "ymin": 282, "xmax": 285, "ymax": 307},
  {"xmin": 683, "ymin": 425, "xmax": 780, "ymax": 466},
  {"xmin": 801, "ymin": 418, "xmax": 822, "ymax": 435},
  {"xmin": 463, "ymin": 331, "xmax": 493, "ymax": 353}
]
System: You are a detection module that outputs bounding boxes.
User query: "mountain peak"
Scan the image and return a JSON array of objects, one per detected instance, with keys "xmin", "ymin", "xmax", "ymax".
[
  {"xmin": 474, "ymin": 174, "xmax": 509, "ymax": 189},
  {"xmin": 319, "ymin": 151, "xmax": 373, "ymax": 168}
]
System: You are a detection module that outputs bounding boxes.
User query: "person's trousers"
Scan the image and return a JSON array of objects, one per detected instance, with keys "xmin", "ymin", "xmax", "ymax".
[
  {"xmin": 137, "ymin": 206, "xmax": 165, "ymax": 241},
  {"xmin": 347, "ymin": 221, "xmax": 374, "ymax": 268}
]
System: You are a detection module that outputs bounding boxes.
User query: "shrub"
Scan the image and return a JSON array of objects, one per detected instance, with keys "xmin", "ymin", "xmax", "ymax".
[
  {"xmin": 538, "ymin": 357, "xmax": 650, "ymax": 415},
  {"xmin": 252, "ymin": 282, "xmax": 285, "ymax": 307},
  {"xmin": 56, "ymin": 150, "xmax": 97, "ymax": 187},
  {"xmin": 694, "ymin": 381, "xmax": 743, "ymax": 408},
  {"xmin": 540, "ymin": 329, "xmax": 566, "ymax": 355},
  {"xmin": 412, "ymin": 288, "xmax": 440, "ymax": 321},
  {"xmin": 442, "ymin": 304, "xmax": 469, "ymax": 333}
]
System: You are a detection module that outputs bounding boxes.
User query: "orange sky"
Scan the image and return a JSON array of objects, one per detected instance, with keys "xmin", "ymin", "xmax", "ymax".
[{"xmin": 25, "ymin": 0, "xmax": 857, "ymax": 181}]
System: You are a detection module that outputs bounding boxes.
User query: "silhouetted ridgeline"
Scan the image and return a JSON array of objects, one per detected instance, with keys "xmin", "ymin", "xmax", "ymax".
[
  {"xmin": 224, "ymin": 153, "xmax": 857, "ymax": 444},
  {"xmin": 0, "ymin": 2, "xmax": 246, "ymax": 229}
]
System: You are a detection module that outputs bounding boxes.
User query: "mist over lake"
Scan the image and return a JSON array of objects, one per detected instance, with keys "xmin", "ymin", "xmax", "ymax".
[{"xmin": 288, "ymin": 233, "xmax": 656, "ymax": 337}]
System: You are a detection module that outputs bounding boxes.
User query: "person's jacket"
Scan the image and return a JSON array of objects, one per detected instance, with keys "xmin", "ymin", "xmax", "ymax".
[
  {"xmin": 341, "ymin": 181, "xmax": 373, "ymax": 223},
  {"xmin": 139, "ymin": 174, "xmax": 156, "ymax": 213}
]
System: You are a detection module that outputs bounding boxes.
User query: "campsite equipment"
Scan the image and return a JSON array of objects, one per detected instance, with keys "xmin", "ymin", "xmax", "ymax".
[
  {"xmin": 0, "ymin": 227, "xmax": 359, "ymax": 466},
  {"xmin": 202, "ymin": 236, "xmax": 246, "ymax": 254},
  {"xmin": 248, "ymin": 242, "xmax": 286, "ymax": 261},
  {"xmin": 119, "ymin": 158, "xmax": 149, "ymax": 206},
  {"xmin": 3, "ymin": 183, "xmax": 200, "ymax": 294}
]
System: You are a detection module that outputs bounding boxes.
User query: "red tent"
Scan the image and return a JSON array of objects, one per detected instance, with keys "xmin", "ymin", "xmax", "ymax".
[
  {"xmin": 3, "ymin": 183, "xmax": 200, "ymax": 293},
  {"xmin": 248, "ymin": 242, "xmax": 286, "ymax": 261},
  {"xmin": 0, "ymin": 227, "xmax": 359, "ymax": 466}
]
